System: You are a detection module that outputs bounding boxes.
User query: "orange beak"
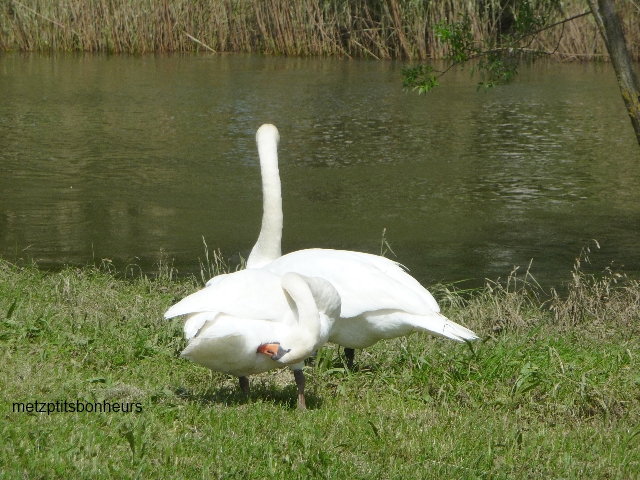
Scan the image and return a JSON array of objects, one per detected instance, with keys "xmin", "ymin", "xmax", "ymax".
[{"xmin": 257, "ymin": 342, "xmax": 290, "ymax": 360}]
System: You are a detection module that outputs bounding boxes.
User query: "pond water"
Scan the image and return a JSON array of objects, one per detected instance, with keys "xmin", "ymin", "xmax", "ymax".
[{"xmin": 0, "ymin": 53, "xmax": 638, "ymax": 289}]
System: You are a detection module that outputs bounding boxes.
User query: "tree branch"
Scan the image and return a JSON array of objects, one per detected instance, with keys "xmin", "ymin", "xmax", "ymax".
[{"xmin": 516, "ymin": 10, "xmax": 592, "ymax": 43}]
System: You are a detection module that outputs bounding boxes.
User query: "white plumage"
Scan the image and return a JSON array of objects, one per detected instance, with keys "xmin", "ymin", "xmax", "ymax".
[
  {"xmin": 165, "ymin": 270, "xmax": 341, "ymax": 408},
  {"xmin": 238, "ymin": 124, "xmax": 478, "ymax": 365}
]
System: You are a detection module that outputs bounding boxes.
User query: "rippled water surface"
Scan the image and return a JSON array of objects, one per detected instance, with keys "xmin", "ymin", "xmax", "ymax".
[{"xmin": 1, "ymin": 54, "xmax": 638, "ymax": 288}]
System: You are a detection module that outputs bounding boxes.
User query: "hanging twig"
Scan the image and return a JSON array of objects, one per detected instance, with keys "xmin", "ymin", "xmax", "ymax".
[{"xmin": 520, "ymin": 10, "xmax": 592, "ymax": 40}]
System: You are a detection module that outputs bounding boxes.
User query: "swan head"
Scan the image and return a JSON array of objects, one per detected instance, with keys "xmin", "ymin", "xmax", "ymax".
[
  {"xmin": 257, "ymin": 342, "xmax": 291, "ymax": 360},
  {"xmin": 256, "ymin": 124, "xmax": 280, "ymax": 145}
]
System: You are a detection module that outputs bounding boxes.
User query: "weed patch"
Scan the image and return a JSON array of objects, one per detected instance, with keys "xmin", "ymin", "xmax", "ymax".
[{"xmin": 0, "ymin": 257, "xmax": 638, "ymax": 477}]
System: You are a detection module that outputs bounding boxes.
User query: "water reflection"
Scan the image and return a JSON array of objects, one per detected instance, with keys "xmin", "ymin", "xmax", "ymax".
[{"xmin": 0, "ymin": 53, "xmax": 638, "ymax": 288}]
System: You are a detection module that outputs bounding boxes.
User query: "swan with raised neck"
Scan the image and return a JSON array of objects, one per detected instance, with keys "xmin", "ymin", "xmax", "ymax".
[{"xmin": 241, "ymin": 123, "xmax": 478, "ymax": 370}]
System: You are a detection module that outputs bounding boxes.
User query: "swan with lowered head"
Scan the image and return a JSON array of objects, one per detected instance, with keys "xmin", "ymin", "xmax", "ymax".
[
  {"xmin": 227, "ymin": 124, "xmax": 478, "ymax": 368},
  {"xmin": 165, "ymin": 269, "xmax": 341, "ymax": 409}
]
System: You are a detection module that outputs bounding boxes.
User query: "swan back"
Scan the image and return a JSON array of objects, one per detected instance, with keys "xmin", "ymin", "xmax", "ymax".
[
  {"xmin": 263, "ymin": 248, "xmax": 439, "ymax": 318},
  {"xmin": 166, "ymin": 269, "xmax": 295, "ymax": 339}
]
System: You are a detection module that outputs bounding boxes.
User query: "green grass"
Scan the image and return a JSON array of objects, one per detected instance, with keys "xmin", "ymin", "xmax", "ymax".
[{"xmin": 1, "ymin": 258, "xmax": 639, "ymax": 478}]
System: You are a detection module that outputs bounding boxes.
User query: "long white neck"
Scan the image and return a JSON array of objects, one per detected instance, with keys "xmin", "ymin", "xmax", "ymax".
[
  {"xmin": 247, "ymin": 124, "xmax": 282, "ymax": 269},
  {"xmin": 281, "ymin": 273, "xmax": 321, "ymax": 362}
]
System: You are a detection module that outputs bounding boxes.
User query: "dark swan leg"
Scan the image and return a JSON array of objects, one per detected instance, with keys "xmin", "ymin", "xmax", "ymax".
[
  {"xmin": 293, "ymin": 369, "xmax": 306, "ymax": 410},
  {"xmin": 344, "ymin": 348, "xmax": 355, "ymax": 370},
  {"xmin": 238, "ymin": 376, "xmax": 250, "ymax": 395}
]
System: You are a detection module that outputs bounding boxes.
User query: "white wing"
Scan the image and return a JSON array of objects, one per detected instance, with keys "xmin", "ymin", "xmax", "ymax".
[
  {"xmin": 262, "ymin": 248, "xmax": 439, "ymax": 318},
  {"xmin": 165, "ymin": 269, "xmax": 295, "ymax": 339}
]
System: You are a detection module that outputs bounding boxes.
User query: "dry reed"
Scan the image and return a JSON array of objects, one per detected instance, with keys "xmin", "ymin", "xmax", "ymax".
[
  {"xmin": 434, "ymin": 245, "xmax": 640, "ymax": 338},
  {"xmin": 550, "ymin": 244, "xmax": 640, "ymax": 329},
  {"xmin": 1, "ymin": 0, "xmax": 639, "ymax": 60}
]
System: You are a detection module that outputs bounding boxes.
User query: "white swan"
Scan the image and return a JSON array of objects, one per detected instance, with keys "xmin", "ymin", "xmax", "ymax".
[
  {"xmin": 228, "ymin": 123, "xmax": 478, "ymax": 367},
  {"xmin": 165, "ymin": 270, "xmax": 340, "ymax": 409}
]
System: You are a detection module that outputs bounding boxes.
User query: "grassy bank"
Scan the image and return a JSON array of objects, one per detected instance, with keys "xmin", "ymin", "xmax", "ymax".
[
  {"xmin": 1, "ymin": 0, "xmax": 639, "ymax": 59},
  {"xmin": 1, "ymin": 255, "xmax": 639, "ymax": 477}
]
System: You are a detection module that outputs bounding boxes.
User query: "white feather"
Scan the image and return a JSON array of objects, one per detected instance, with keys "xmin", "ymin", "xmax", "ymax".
[{"xmin": 240, "ymin": 124, "xmax": 478, "ymax": 350}]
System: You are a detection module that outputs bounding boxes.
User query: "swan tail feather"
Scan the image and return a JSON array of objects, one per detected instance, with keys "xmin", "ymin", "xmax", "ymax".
[
  {"xmin": 411, "ymin": 312, "xmax": 478, "ymax": 342},
  {"xmin": 440, "ymin": 319, "xmax": 479, "ymax": 342}
]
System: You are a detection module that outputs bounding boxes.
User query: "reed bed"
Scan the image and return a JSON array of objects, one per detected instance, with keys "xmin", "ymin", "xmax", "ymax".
[{"xmin": 1, "ymin": 0, "xmax": 639, "ymax": 60}]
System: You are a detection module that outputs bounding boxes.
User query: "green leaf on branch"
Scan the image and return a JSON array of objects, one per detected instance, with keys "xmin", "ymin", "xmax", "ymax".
[
  {"xmin": 402, "ymin": 1, "xmax": 567, "ymax": 94},
  {"xmin": 401, "ymin": 64, "xmax": 439, "ymax": 94},
  {"xmin": 434, "ymin": 16, "xmax": 477, "ymax": 64}
]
